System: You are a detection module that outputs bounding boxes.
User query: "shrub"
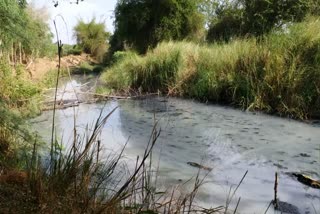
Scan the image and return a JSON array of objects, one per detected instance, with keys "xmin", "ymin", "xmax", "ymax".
[
  {"xmin": 74, "ymin": 18, "xmax": 110, "ymax": 61},
  {"xmin": 101, "ymin": 17, "xmax": 320, "ymax": 119}
]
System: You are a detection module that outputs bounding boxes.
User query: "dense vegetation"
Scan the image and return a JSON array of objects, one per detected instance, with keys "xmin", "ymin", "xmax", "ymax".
[
  {"xmin": 206, "ymin": 0, "xmax": 316, "ymax": 41},
  {"xmin": 1, "ymin": 0, "xmax": 320, "ymax": 212},
  {"xmin": 74, "ymin": 18, "xmax": 111, "ymax": 62},
  {"xmin": 0, "ymin": 0, "xmax": 54, "ymax": 170},
  {"xmin": 110, "ymin": 0, "xmax": 204, "ymax": 53},
  {"xmin": 101, "ymin": 0, "xmax": 320, "ymax": 119},
  {"xmin": 1, "ymin": 1, "xmax": 208, "ymax": 213},
  {"xmin": 0, "ymin": 0, "xmax": 55, "ymax": 60}
]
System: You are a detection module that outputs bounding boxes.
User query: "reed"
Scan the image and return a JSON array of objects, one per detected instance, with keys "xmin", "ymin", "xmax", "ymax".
[
  {"xmin": 101, "ymin": 17, "xmax": 320, "ymax": 119},
  {"xmin": 23, "ymin": 109, "xmax": 230, "ymax": 213}
]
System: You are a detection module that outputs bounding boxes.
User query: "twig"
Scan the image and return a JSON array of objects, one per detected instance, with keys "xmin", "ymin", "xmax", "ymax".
[
  {"xmin": 225, "ymin": 170, "xmax": 248, "ymax": 213},
  {"xmin": 273, "ymin": 172, "xmax": 279, "ymax": 209},
  {"xmin": 233, "ymin": 197, "xmax": 241, "ymax": 214},
  {"xmin": 75, "ymin": 91, "xmax": 159, "ymax": 99},
  {"xmin": 50, "ymin": 20, "xmax": 63, "ymax": 172},
  {"xmin": 25, "ymin": 60, "xmax": 33, "ymax": 70}
]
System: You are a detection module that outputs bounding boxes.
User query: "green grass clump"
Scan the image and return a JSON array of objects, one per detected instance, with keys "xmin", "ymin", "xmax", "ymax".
[
  {"xmin": 0, "ymin": 61, "xmax": 40, "ymax": 169},
  {"xmin": 62, "ymin": 44, "xmax": 82, "ymax": 56},
  {"xmin": 71, "ymin": 62, "xmax": 105, "ymax": 75},
  {"xmin": 101, "ymin": 17, "xmax": 320, "ymax": 119},
  {"xmin": 0, "ymin": 60, "xmax": 41, "ymax": 116},
  {"xmin": 39, "ymin": 68, "xmax": 69, "ymax": 88},
  {"xmin": 101, "ymin": 51, "xmax": 142, "ymax": 91}
]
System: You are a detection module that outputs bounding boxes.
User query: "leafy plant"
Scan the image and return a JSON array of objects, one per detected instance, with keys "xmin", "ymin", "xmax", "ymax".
[
  {"xmin": 110, "ymin": 0, "xmax": 204, "ymax": 53},
  {"xmin": 206, "ymin": 0, "xmax": 314, "ymax": 42},
  {"xmin": 74, "ymin": 18, "xmax": 110, "ymax": 61},
  {"xmin": 102, "ymin": 17, "xmax": 320, "ymax": 119}
]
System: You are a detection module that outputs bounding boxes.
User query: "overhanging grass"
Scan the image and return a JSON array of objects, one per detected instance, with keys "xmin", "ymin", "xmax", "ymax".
[
  {"xmin": 0, "ymin": 60, "xmax": 41, "ymax": 170},
  {"xmin": 101, "ymin": 17, "xmax": 320, "ymax": 119}
]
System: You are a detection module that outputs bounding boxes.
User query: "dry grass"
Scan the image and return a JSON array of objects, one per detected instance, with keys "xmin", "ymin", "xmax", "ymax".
[{"xmin": 8, "ymin": 109, "xmax": 227, "ymax": 214}]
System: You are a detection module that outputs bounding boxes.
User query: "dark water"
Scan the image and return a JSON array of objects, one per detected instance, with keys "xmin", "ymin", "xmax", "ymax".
[{"xmin": 30, "ymin": 77, "xmax": 320, "ymax": 213}]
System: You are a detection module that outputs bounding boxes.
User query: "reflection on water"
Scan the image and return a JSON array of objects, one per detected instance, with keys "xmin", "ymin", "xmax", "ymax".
[{"xmin": 31, "ymin": 78, "xmax": 320, "ymax": 213}]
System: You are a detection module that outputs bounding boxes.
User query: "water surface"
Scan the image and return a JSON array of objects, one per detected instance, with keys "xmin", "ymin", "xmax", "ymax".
[{"xmin": 31, "ymin": 77, "xmax": 320, "ymax": 213}]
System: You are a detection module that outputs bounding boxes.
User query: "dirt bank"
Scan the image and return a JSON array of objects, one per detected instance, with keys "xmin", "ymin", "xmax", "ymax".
[{"xmin": 27, "ymin": 54, "xmax": 96, "ymax": 80}]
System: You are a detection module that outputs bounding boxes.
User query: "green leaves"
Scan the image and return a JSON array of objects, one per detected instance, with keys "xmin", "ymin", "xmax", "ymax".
[
  {"xmin": 0, "ymin": 0, "xmax": 53, "ymax": 57},
  {"xmin": 207, "ymin": 0, "xmax": 313, "ymax": 42},
  {"xmin": 111, "ymin": 0, "xmax": 204, "ymax": 53},
  {"xmin": 74, "ymin": 18, "xmax": 110, "ymax": 60}
]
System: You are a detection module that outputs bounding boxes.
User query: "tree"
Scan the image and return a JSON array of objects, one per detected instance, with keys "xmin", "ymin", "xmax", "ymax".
[
  {"xmin": 24, "ymin": 6, "xmax": 54, "ymax": 57},
  {"xmin": 309, "ymin": 0, "xmax": 320, "ymax": 15},
  {"xmin": 0, "ymin": 0, "xmax": 53, "ymax": 61},
  {"xmin": 198, "ymin": 0, "xmax": 222, "ymax": 27},
  {"xmin": 241, "ymin": 0, "xmax": 309, "ymax": 36},
  {"xmin": 74, "ymin": 18, "xmax": 110, "ymax": 60},
  {"xmin": 17, "ymin": 0, "xmax": 27, "ymax": 8},
  {"xmin": 206, "ymin": 0, "xmax": 244, "ymax": 42},
  {"xmin": 207, "ymin": 0, "xmax": 312, "ymax": 42},
  {"xmin": 110, "ymin": 0, "xmax": 204, "ymax": 53}
]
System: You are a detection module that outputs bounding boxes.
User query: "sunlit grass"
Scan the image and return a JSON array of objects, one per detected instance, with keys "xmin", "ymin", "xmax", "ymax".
[{"xmin": 101, "ymin": 17, "xmax": 320, "ymax": 119}]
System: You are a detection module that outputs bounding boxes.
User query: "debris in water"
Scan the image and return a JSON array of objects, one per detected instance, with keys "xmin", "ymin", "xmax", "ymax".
[
  {"xmin": 291, "ymin": 173, "xmax": 320, "ymax": 189},
  {"xmin": 187, "ymin": 162, "xmax": 212, "ymax": 171},
  {"xmin": 299, "ymin": 153, "xmax": 311, "ymax": 157},
  {"xmin": 272, "ymin": 172, "xmax": 301, "ymax": 214}
]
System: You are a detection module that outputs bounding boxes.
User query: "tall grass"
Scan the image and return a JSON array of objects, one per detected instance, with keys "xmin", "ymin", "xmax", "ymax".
[
  {"xmin": 101, "ymin": 17, "xmax": 320, "ymax": 119},
  {"xmin": 0, "ymin": 60, "xmax": 41, "ymax": 170},
  {"xmin": 0, "ymin": 48, "xmax": 240, "ymax": 214},
  {"xmin": 22, "ymin": 109, "xmax": 227, "ymax": 213},
  {"xmin": 0, "ymin": 60, "xmax": 41, "ymax": 116}
]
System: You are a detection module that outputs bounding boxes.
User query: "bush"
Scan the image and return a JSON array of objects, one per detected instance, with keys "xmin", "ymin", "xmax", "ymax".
[
  {"xmin": 206, "ymin": 0, "xmax": 312, "ymax": 42},
  {"xmin": 0, "ymin": 60, "xmax": 39, "ymax": 170},
  {"xmin": 0, "ymin": 60, "xmax": 40, "ymax": 115},
  {"xmin": 101, "ymin": 17, "xmax": 320, "ymax": 119},
  {"xmin": 110, "ymin": 0, "xmax": 204, "ymax": 53},
  {"xmin": 74, "ymin": 18, "xmax": 110, "ymax": 61},
  {"xmin": 62, "ymin": 44, "xmax": 82, "ymax": 56}
]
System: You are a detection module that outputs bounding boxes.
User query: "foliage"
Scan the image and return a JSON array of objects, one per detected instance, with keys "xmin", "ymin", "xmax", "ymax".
[
  {"xmin": 0, "ymin": 0, "xmax": 52, "ymax": 170},
  {"xmin": 39, "ymin": 68, "xmax": 69, "ymax": 88},
  {"xmin": 62, "ymin": 44, "xmax": 82, "ymax": 56},
  {"xmin": 309, "ymin": 0, "xmax": 320, "ymax": 15},
  {"xmin": 207, "ymin": 1, "xmax": 243, "ymax": 42},
  {"xmin": 198, "ymin": 0, "xmax": 220, "ymax": 27},
  {"xmin": 0, "ymin": 0, "xmax": 25, "ymax": 48},
  {"xmin": 101, "ymin": 17, "xmax": 320, "ymax": 119},
  {"xmin": 0, "ymin": 60, "xmax": 40, "ymax": 170},
  {"xmin": 110, "ymin": 0, "xmax": 204, "ymax": 53},
  {"xmin": 207, "ymin": 0, "xmax": 314, "ymax": 41},
  {"xmin": 74, "ymin": 18, "xmax": 110, "ymax": 61},
  {"xmin": 0, "ymin": 60, "xmax": 40, "ymax": 114},
  {"xmin": 24, "ymin": 5, "xmax": 54, "ymax": 57},
  {"xmin": 0, "ymin": 0, "xmax": 54, "ymax": 59},
  {"xmin": 17, "ymin": 0, "xmax": 27, "ymax": 8},
  {"xmin": 240, "ymin": 0, "xmax": 309, "ymax": 36}
]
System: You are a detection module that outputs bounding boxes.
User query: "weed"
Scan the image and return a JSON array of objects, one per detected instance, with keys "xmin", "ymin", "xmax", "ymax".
[{"xmin": 101, "ymin": 17, "xmax": 320, "ymax": 119}]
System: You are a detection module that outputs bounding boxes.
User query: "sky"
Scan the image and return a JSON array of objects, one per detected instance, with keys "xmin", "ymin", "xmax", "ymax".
[{"xmin": 29, "ymin": 0, "xmax": 117, "ymax": 44}]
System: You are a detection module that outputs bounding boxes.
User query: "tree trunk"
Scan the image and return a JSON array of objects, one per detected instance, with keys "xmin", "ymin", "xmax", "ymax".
[
  {"xmin": 11, "ymin": 42, "xmax": 14, "ymax": 64},
  {"xmin": 7, "ymin": 51, "xmax": 10, "ymax": 64},
  {"xmin": 19, "ymin": 42, "xmax": 22, "ymax": 64},
  {"xmin": 14, "ymin": 43, "xmax": 17, "ymax": 65},
  {"xmin": 23, "ymin": 49, "xmax": 26, "ymax": 63},
  {"xmin": 0, "ymin": 39, "xmax": 2, "ymax": 58}
]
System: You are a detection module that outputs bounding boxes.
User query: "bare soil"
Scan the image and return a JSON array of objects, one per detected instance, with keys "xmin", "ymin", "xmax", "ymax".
[{"xmin": 27, "ymin": 54, "xmax": 96, "ymax": 80}]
